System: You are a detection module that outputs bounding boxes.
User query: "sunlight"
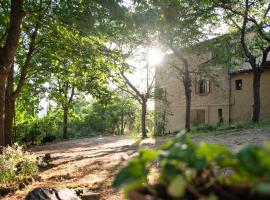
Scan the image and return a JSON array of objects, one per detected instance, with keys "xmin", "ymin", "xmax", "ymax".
[{"xmin": 147, "ymin": 48, "xmax": 163, "ymax": 66}]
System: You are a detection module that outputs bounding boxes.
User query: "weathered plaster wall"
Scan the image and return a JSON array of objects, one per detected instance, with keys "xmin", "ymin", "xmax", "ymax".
[
  {"xmin": 230, "ymin": 70, "xmax": 270, "ymax": 122},
  {"xmin": 155, "ymin": 54, "xmax": 230, "ymax": 133}
]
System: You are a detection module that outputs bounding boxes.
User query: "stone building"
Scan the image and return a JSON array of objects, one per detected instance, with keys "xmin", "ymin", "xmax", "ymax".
[{"xmin": 155, "ymin": 53, "xmax": 270, "ymax": 133}]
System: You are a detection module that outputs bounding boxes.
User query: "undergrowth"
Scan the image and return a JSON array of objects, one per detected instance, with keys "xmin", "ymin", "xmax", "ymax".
[
  {"xmin": 191, "ymin": 119, "xmax": 270, "ymax": 135},
  {"xmin": 0, "ymin": 144, "xmax": 40, "ymax": 185}
]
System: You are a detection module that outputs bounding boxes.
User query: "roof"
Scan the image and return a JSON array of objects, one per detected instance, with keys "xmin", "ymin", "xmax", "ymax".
[{"xmin": 230, "ymin": 61, "xmax": 270, "ymax": 75}]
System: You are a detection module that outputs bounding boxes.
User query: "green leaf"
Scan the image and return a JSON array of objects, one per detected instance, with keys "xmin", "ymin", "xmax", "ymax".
[
  {"xmin": 112, "ymin": 159, "xmax": 147, "ymax": 188},
  {"xmin": 236, "ymin": 145, "xmax": 266, "ymax": 176},
  {"xmin": 197, "ymin": 142, "xmax": 232, "ymax": 161},
  {"xmin": 167, "ymin": 175, "xmax": 186, "ymax": 198},
  {"xmin": 139, "ymin": 148, "xmax": 159, "ymax": 163},
  {"xmin": 255, "ymin": 183, "xmax": 270, "ymax": 195}
]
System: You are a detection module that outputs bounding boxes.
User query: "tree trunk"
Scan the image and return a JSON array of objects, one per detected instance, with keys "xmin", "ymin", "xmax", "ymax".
[
  {"xmin": 4, "ymin": 65, "xmax": 15, "ymax": 146},
  {"xmin": 170, "ymin": 46, "xmax": 191, "ymax": 132},
  {"xmin": 183, "ymin": 64, "xmax": 191, "ymax": 132},
  {"xmin": 0, "ymin": 0, "xmax": 25, "ymax": 148},
  {"xmin": 63, "ymin": 107, "xmax": 68, "ymax": 139},
  {"xmin": 0, "ymin": 75, "xmax": 7, "ymax": 147},
  {"xmin": 252, "ymin": 69, "xmax": 261, "ymax": 123},
  {"xmin": 184, "ymin": 83, "xmax": 191, "ymax": 132},
  {"xmin": 141, "ymin": 99, "xmax": 147, "ymax": 138},
  {"xmin": 120, "ymin": 109, "xmax": 124, "ymax": 135}
]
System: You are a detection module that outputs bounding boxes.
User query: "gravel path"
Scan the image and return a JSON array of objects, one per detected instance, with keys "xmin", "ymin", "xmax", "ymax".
[{"xmin": 3, "ymin": 128, "xmax": 270, "ymax": 200}]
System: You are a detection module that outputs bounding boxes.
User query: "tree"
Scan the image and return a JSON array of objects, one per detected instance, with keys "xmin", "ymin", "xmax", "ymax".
[
  {"xmin": 202, "ymin": 0, "xmax": 270, "ymax": 122},
  {"xmin": 134, "ymin": 0, "xmax": 214, "ymax": 131},
  {"xmin": 1, "ymin": 0, "xmax": 128, "ymax": 145},
  {"xmin": 49, "ymin": 78, "xmax": 75, "ymax": 139},
  {"xmin": 43, "ymin": 22, "xmax": 119, "ymax": 139},
  {"xmin": 116, "ymin": 60, "xmax": 155, "ymax": 138},
  {"xmin": 4, "ymin": 20, "xmax": 40, "ymax": 145},
  {"xmin": 0, "ymin": 0, "xmax": 25, "ymax": 147}
]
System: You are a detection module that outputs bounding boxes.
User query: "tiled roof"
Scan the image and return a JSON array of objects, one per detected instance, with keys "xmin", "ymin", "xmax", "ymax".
[{"xmin": 230, "ymin": 61, "xmax": 270, "ymax": 74}]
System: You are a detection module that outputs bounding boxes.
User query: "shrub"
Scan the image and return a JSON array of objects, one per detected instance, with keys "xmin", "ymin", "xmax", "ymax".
[
  {"xmin": 0, "ymin": 144, "xmax": 39, "ymax": 184},
  {"xmin": 195, "ymin": 123, "xmax": 216, "ymax": 132},
  {"xmin": 42, "ymin": 134, "xmax": 56, "ymax": 144},
  {"xmin": 113, "ymin": 133, "xmax": 270, "ymax": 199}
]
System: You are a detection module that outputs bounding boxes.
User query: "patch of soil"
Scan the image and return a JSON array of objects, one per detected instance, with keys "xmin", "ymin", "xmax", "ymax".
[{"xmin": 2, "ymin": 130, "xmax": 270, "ymax": 200}]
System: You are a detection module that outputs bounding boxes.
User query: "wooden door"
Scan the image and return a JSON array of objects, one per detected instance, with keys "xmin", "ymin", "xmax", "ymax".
[{"xmin": 197, "ymin": 109, "xmax": 205, "ymax": 124}]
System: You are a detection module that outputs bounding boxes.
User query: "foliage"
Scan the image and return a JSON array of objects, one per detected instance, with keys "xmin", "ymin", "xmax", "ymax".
[
  {"xmin": 191, "ymin": 119, "xmax": 270, "ymax": 135},
  {"xmin": 14, "ymin": 95, "xmax": 140, "ymax": 143},
  {"xmin": 113, "ymin": 133, "xmax": 270, "ymax": 199},
  {"xmin": 0, "ymin": 0, "xmax": 130, "ymax": 146},
  {"xmin": 70, "ymin": 96, "xmax": 138, "ymax": 137},
  {"xmin": 0, "ymin": 144, "xmax": 39, "ymax": 184}
]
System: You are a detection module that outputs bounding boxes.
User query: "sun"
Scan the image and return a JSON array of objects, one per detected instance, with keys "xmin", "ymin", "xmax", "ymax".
[{"xmin": 147, "ymin": 48, "xmax": 163, "ymax": 66}]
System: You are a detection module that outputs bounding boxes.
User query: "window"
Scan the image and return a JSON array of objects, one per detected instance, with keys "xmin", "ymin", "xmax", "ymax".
[
  {"xmin": 218, "ymin": 109, "xmax": 223, "ymax": 118},
  {"xmin": 218, "ymin": 108, "xmax": 224, "ymax": 124},
  {"xmin": 155, "ymin": 87, "xmax": 166, "ymax": 98},
  {"xmin": 195, "ymin": 79, "xmax": 210, "ymax": 95},
  {"xmin": 199, "ymin": 80, "xmax": 206, "ymax": 94},
  {"xmin": 235, "ymin": 79, "xmax": 242, "ymax": 90}
]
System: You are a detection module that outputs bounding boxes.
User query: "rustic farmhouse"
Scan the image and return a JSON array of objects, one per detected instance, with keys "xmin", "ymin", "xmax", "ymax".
[{"xmin": 155, "ymin": 53, "xmax": 270, "ymax": 133}]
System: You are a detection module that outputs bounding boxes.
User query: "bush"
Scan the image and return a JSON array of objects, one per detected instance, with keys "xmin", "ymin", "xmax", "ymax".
[
  {"xmin": 0, "ymin": 144, "xmax": 39, "ymax": 184},
  {"xmin": 195, "ymin": 123, "xmax": 216, "ymax": 132},
  {"xmin": 42, "ymin": 134, "xmax": 56, "ymax": 144},
  {"xmin": 113, "ymin": 133, "xmax": 270, "ymax": 199}
]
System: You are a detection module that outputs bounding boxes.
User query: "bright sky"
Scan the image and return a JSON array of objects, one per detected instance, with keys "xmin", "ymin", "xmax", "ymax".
[
  {"xmin": 126, "ymin": 47, "xmax": 164, "ymax": 90},
  {"xmin": 125, "ymin": 47, "xmax": 164, "ymax": 110}
]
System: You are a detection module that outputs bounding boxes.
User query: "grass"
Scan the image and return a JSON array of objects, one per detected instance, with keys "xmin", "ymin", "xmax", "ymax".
[{"xmin": 190, "ymin": 119, "xmax": 270, "ymax": 136}]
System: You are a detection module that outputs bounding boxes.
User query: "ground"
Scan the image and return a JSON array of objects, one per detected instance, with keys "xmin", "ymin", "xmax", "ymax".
[{"xmin": 3, "ymin": 128, "xmax": 270, "ymax": 200}]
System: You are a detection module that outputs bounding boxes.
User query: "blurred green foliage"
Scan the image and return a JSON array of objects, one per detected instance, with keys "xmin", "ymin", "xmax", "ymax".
[{"xmin": 113, "ymin": 133, "xmax": 270, "ymax": 199}]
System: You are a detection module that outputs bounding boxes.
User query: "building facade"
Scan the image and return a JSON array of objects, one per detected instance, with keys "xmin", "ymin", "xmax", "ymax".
[{"xmin": 155, "ymin": 54, "xmax": 270, "ymax": 133}]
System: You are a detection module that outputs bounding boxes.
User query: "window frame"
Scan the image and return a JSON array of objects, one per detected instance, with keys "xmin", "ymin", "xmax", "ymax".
[
  {"xmin": 235, "ymin": 79, "xmax": 243, "ymax": 90},
  {"xmin": 195, "ymin": 79, "xmax": 210, "ymax": 96}
]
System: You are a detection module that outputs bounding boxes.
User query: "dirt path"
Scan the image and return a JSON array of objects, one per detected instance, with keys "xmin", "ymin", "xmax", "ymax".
[
  {"xmin": 192, "ymin": 127, "xmax": 270, "ymax": 149},
  {"xmin": 3, "ymin": 128, "xmax": 270, "ymax": 200}
]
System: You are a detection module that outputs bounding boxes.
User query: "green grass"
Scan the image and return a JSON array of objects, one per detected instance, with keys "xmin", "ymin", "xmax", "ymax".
[{"xmin": 190, "ymin": 119, "xmax": 270, "ymax": 136}]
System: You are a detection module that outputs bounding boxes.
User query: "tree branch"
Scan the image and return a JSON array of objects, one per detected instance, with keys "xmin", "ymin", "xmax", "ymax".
[
  {"xmin": 261, "ymin": 45, "xmax": 270, "ymax": 68},
  {"xmin": 120, "ymin": 71, "xmax": 143, "ymax": 99},
  {"xmin": 240, "ymin": 1, "xmax": 256, "ymax": 67},
  {"xmin": 13, "ymin": 23, "xmax": 40, "ymax": 99},
  {"xmin": 146, "ymin": 74, "xmax": 155, "ymax": 97},
  {"xmin": 68, "ymin": 84, "xmax": 75, "ymax": 105}
]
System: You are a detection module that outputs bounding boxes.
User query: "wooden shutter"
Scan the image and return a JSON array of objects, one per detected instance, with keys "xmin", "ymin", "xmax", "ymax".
[
  {"xmin": 195, "ymin": 79, "xmax": 198, "ymax": 94},
  {"xmin": 206, "ymin": 80, "xmax": 210, "ymax": 94}
]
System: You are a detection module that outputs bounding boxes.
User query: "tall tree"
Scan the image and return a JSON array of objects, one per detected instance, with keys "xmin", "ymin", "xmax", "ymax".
[
  {"xmin": 0, "ymin": 0, "xmax": 25, "ymax": 147},
  {"xmin": 4, "ymin": 20, "xmax": 40, "ymax": 145},
  {"xmin": 1, "ymin": 0, "xmax": 127, "ymax": 145},
  {"xmin": 202, "ymin": 0, "xmax": 270, "ymax": 122},
  {"xmin": 134, "ymin": 0, "xmax": 214, "ymax": 131},
  {"xmin": 116, "ymin": 58, "xmax": 155, "ymax": 138}
]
